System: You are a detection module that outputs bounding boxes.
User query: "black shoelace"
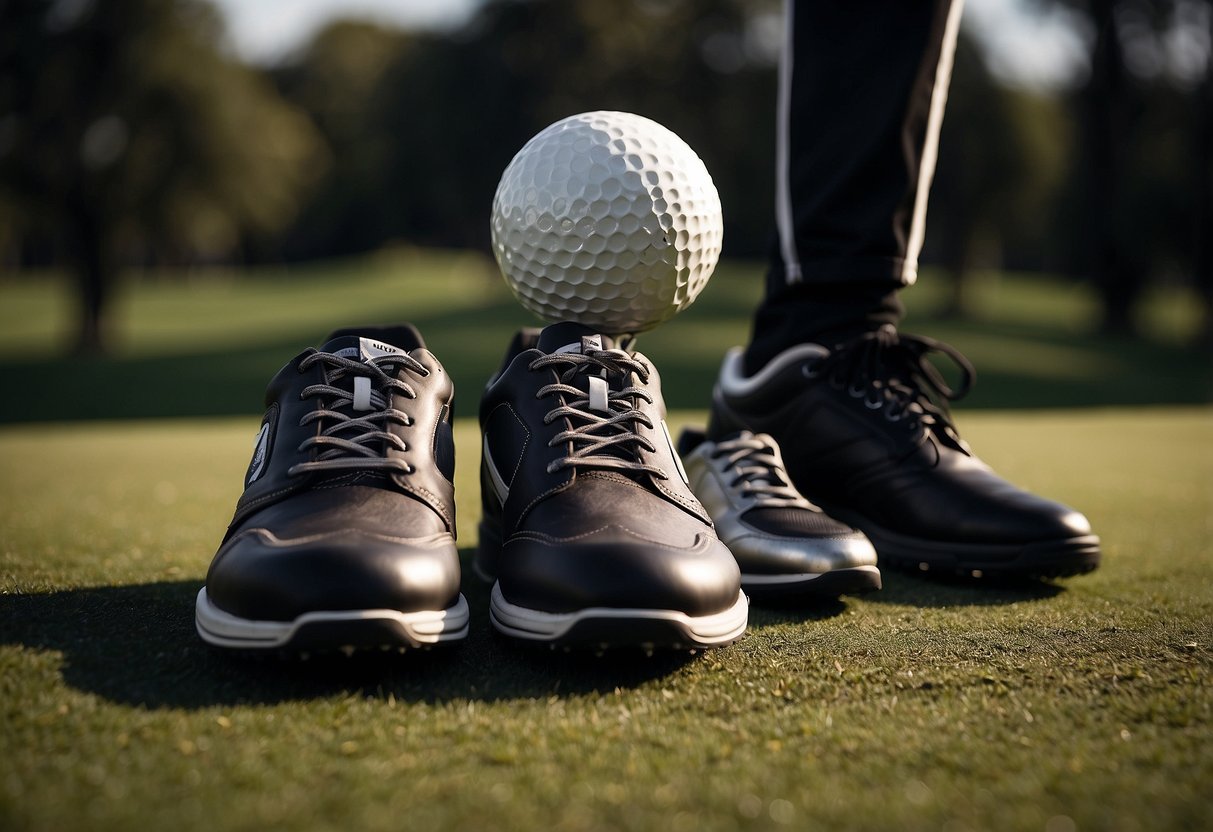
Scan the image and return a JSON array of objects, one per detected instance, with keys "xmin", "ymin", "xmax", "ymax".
[
  {"xmin": 529, "ymin": 347, "xmax": 667, "ymax": 478},
  {"xmin": 710, "ymin": 432, "xmax": 809, "ymax": 508},
  {"xmin": 810, "ymin": 325, "xmax": 975, "ymax": 448},
  {"xmin": 287, "ymin": 349, "xmax": 428, "ymax": 477}
]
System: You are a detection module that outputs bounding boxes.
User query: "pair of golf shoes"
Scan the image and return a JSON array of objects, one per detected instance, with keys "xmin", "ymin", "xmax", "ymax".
[{"xmin": 195, "ymin": 322, "xmax": 1100, "ymax": 655}]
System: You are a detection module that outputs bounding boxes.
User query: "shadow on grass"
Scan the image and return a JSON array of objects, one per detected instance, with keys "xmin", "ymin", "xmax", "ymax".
[
  {"xmin": 0, "ymin": 554, "xmax": 712, "ymax": 709},
  {"xmin": 863, "ymin": 570, "xmax": 1065, "ymax": 607},
  {"xmin": 746, "ymin": 598, "xmax": 848, "ymax": 630},
  {"xmin": 0, "ymin": 568, "xmax": 1061, "ymax": 711},
  {"xmin": 741, "ymin": 569, "xmax": 1064, "ymax": 622}
]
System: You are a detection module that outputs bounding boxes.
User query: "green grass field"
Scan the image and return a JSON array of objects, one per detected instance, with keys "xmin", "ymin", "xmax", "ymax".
[{"xmin": 1, "ymin": 254, "xmax": 1210, "ymax": 831}]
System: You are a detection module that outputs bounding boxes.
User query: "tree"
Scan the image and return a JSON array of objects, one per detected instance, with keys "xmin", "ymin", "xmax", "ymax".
[
  {"xmin": 271, "ymin": 21, "xmax": 415, "ymax": 260},
  {"xmin": 0, "ymin": 0, "xmax": 325, "ymax": 353},
  {"xmin": 927, "ymin": 33, "xmax": 1074, "ymax": 316},
  {"xmin": 1036, "ymin": 0, "xmax": 1210, "ymax": 335},
  {"xmin": 272, "ymin": 0, "xmax": 780, "ymax": 259}
]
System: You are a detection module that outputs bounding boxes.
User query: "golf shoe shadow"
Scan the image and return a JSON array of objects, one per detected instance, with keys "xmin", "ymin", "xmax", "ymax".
[
  {"xmin": 0, "ymin": 552, "xmax": 705, "ymax": 709},
  {"xmin": 1, "ymin": 552, "xmax": 1066, "ymax": 710},
  {"xmin": 862, "ymin": 569, "xmax": 1066, "ymax": 608}
]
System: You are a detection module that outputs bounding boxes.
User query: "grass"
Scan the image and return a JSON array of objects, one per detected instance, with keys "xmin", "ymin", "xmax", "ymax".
[
  {"xmin": 1, "ymin": 252, "xmax": 1211, "ymax": 830},
  {"xmin": 0, "ymin": 250, "xmax": 1208, "ymax": 423},
  {"xmin": 1, "ymin": 410, "xmax": 1210, "ymax": 831}
]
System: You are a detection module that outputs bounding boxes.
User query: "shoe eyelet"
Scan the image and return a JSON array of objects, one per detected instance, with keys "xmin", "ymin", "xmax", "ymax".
[
  {"xmin": 801, "ymin": 363, "xmax": 820, "ymax": 379},
  {"xmin": 848, "ymin": 383, "xmax": 865, "ymax": 399},
  {"xmin": 865, "ymin": 394, "xmax": 883, "ymax": 410}
]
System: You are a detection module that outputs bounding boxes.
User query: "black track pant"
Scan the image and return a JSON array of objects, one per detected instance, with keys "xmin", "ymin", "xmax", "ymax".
[{"xmin": 745, "ymin": 0, "xmax": 964, "ymax": 373}]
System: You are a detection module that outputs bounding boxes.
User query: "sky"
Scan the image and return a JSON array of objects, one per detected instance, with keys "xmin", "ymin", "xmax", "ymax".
[
  {"xmin": 210, "ymin": 0, "xmax": 1091, "ymax": 89},
  {"xmin": 212, "ymin": 0, "xmax": 481, "ymax": 61}
]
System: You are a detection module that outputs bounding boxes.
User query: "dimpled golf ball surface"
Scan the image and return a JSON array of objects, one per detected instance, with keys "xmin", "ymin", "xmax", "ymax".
[{"xmin": 491, "ymin": 111, "xmax": 723, "ymax": 333}]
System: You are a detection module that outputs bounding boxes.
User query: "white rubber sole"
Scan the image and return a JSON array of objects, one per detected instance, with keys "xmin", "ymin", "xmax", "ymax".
[
  {"xmin": 194, "ymin": 587, "xmax": 470, "ymax": 651},
  {"xmin": 488, "ymin": 582, "xmax": 749, "ymax": 649}
]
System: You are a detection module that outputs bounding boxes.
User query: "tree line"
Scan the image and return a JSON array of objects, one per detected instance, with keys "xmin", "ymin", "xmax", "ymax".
[{"xmin": 0, "ymin": 0, "xmax": 1208, "ymax": 351}]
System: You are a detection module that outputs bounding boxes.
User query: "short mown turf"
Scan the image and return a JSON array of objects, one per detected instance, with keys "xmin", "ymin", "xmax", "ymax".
[
  {"xmin": 1, "ymin": 253, "xmax": 1209, "ymax": 424},
  {"xmin": 1, "ymin": 408, "xmax": 1209, "ymax": 831}
]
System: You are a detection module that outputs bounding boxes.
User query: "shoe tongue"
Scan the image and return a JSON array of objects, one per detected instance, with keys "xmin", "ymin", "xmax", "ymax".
[
  {"xmin": 319, "ymin": 335, "xmax": 411, "ymax": 364},
  {"xmin": 324, "ymin": 324, "xmax": 425, "ymax": 351},
  {"xmin": 535, "ymin": 321, "xmax": 619, "ymax": 355},
  {"xmin": 535, "ymin": 322, "xmax": 647, "ymax": 469}
]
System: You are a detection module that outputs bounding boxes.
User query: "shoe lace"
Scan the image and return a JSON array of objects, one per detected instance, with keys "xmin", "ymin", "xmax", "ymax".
[
  {"xmin": 710, "ymin": 432, "xmax": 809, "ymax": 508},
  {"xmin": 287, "ymin": 348, "xmax": 429, "ymax": 477},
  {"xmin": 812, "ymin": 325, "xmax": 975, "ymax": 448},
  {"xmin": 529, "ymin": 347, "xmax": 667, "ymax": 478}
]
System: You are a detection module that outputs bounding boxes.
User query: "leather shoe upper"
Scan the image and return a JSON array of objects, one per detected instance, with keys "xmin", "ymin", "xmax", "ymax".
[
  {"xmin": 709, "ymin": 326, "xmax": 1094, "ymax": 548},
  {"xmin": 479, "ymin": 322, "xmax": 741, "ymax": 616},
  {"xmin": 205, "ymin": 325, "xmax": 462, "ymax": 621}
]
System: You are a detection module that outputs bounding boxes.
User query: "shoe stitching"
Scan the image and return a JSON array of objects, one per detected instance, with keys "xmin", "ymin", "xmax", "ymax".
[
  {"xmin": 484, "ymin": 401, "xmax": 530, "ymax": 489},
  {"xmin": 511, "ymin": 525, "xmax": 713, "ymax": 551},
  {"xmin": 228, "ymin": 527, "xmax": 454, "ymax": 548}
]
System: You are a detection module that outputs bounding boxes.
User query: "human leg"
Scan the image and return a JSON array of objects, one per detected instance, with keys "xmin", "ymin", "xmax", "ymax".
[
  {"xmin": 710, "ymin": 0, "xmax": 1101, "ymax": 579},
  {"xmin": 746, "ymin": 0, "xmax": 963, "ymax": 373}
]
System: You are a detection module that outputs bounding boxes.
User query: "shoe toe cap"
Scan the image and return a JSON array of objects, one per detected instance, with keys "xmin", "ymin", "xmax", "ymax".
[
  {"xmin": 956, "ymin": 490, "xmax": 1094, "ymax": 544},
  {"xmin": 206, "ymin": 529, "xmax": 461, "ymax": 621},
  {"xmin": 727, "ymin": 530, "xmax": 878, "ymax": 575},
  {"xmin": 879, "ymin": 456, "xmax": 1097, "ymax": 546},
  {"xmin": 497, "ymin": 526, "xmax": 742, "ymax": 617},
  {"xmin": 1051, "ymin": 505, "xmax": 1093, "ymax": 538}
]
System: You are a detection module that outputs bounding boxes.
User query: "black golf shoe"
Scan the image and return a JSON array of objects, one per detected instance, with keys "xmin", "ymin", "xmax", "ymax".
[
  {"xmin": 477, "ymin": 322, "xmax": 748, "ymax": 650},
  {"xmin": 709, "ymin": 325, "xmax": 1100, "ymax": 579},
  {"xmin": 679, "ymin": 428, "xmax": 881, "ymax": 600},
  {"xmin": 195, "ymin": 325, "xmax": 469, "ymax": 654}
]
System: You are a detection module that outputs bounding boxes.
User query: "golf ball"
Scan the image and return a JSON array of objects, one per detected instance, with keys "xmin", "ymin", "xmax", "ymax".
[{"xmin": 490, "ymin": 111, "xmax": 723, "ymax": 334}]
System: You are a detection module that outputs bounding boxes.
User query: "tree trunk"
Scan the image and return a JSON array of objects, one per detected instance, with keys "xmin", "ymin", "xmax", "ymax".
[
  {"xmin": 1087, "ymin": 0, "xmax": 1141, "ymax": 336},
  {"xmin": 1195, "ymin": 3, "xmax": 1213, "ymax": 346},
  {"xmin": 940, "ymin": 214, "xmax": 973, "ymax": 320},
  {"xmin": 68, "ymin": 206, "xmax": 114, "ymax": 356}
]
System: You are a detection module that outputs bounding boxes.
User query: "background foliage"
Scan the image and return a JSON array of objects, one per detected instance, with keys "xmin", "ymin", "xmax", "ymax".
[{"xmin": 0, "ymin": 0, "xmax": 1210, "ymax": 352}]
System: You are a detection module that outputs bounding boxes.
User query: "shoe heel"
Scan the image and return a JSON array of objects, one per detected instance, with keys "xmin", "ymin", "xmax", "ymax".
[{"xmin": 708, "ymin": 387, "xmax": 750, "ymax": 437}]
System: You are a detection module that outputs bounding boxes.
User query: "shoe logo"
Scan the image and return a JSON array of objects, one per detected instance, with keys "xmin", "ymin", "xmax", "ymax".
[
  {"xmin": 358, "ymin": 337, "xmax": 407, "ymax": 362},
  {"xmin": 246, "ymin": 420, "xmax": 271, "ymax": 486},
  {"xmin": 332, "ymin": 337, "xmax": 408, "ymax": 364}
]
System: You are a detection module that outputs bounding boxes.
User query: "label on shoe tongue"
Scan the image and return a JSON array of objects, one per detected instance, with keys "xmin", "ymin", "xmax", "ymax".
[
  {"xmin": 547, "ymin": 333, "xmax": 613, "ymax": 410},
  {"xmin": 537, "ymin": 321, "xmax": 617, "ymax": 355},
  {"xmin": 551, "ymin": 333, "xmax": 604, "ymax": 356},
  {"xmin": 332, "ymin": 337, "xmax": 408, "ymax": 363}
]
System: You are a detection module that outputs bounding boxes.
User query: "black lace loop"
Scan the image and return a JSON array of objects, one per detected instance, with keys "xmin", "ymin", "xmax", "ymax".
[
  {"xmin": 710, "ymin": 432, "xmax": 809, "ymax": 508},
  {"xmin": 529, "ymin": 347, "xmax": 666, "ymax": 478},
  {"xmin": 820, "ymin": 325, "xmax": 975, "ymax": 444},
  {"xmin": 287, "ymin": 349, "xmax": 426, "ymax": 477}
]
